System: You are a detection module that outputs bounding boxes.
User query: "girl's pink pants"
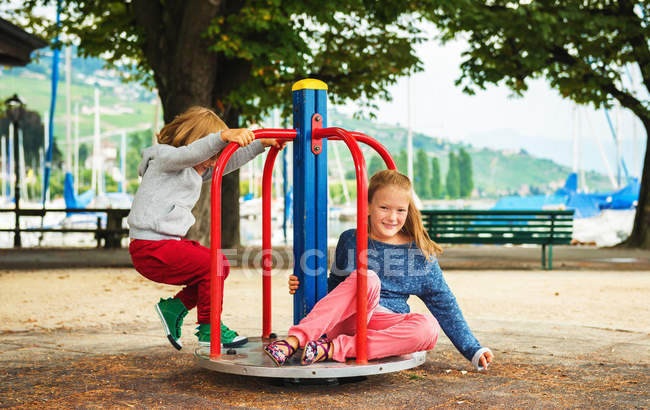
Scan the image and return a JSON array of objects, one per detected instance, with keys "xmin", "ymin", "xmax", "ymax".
[{"xmin": 289, "ymin": 270, "xmax": 439, "ymax": 362}]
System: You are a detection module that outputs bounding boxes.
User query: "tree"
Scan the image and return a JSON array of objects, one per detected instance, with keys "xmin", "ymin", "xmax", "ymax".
[
  {"xmin": 458, "ymin": 147, "xmax": 474, "ymax": 198},
  {"xmin": 446, "ymin": 151, "xmax": 460, "ymax": 199},
  {"xmin": 367, "ymin": 155, "xmax": 384, "ymax": 179},
  {"xmin": 431, "ymin": 156, "xmax": 442, "ymax": 199},
  {"xmin": 0, "ymin": 108, "xmax": 44, "ymax": 168},
  {"xmin": 414, "ymin": 149, "xmax": 431, "ymax": 198},
  {"xmin": 396, "ymin": 149, "xmax": 408, "ymax": 175},
  {"xmin": 78, "ymin": 144, "xmax": 90, "ymax": 168},
  {"xmin": 426, "ymin": 1, "xmax": 650, "ymax": 247},
  {"xmin": 12, "ymin": 1, "xmax": 426, "ymax": 247}
]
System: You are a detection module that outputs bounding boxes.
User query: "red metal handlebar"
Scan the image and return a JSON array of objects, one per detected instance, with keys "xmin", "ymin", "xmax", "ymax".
[
  {"xmin": 209, "ymin": 127, "xmax": 392, "ymax": 362},
  {"xmin": 312, "ymin": 127, "xmax": 369, "ymax": 364},
  {"xmin": 209, "ymin": 129, "xmax": 296, "ymax": 358},
  {"xmin": 262, "ymin": 146, "xmax": 281, "ymax": 338}
]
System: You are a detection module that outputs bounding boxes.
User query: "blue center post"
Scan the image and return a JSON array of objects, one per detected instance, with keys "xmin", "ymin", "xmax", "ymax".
[{"xmin": 292, "ymin": 79, "xmax": 329, "ymax": 323}]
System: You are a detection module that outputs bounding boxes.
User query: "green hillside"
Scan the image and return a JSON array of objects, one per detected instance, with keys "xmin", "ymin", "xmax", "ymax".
[
  {"xmin": 0, "ymin": 73, "xmax": 157, "ymax": 140},
  {"xmin": 1, "ymin": 65, "xmax": 612, "ymax": 200},
  {"xmin": 328, "ymin": 112, "xmax": 612, "ymax": 196}
]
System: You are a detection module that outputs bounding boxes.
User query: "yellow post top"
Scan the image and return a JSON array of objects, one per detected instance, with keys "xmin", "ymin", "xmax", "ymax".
[{"xmin": 292, "ymin": 78, "xmax": 328, "ymax": 91}]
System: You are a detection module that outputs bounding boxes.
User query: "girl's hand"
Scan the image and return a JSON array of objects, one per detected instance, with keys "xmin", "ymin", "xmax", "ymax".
[
  {"xmin": 479, "ymin": 350, "xmax": 494, "ymax": 370},
  {"xmin": 260, "ymin": 138, "xmax": 287, "ymax": 150},
  {"xmin": 221, "ymin": 129, "xmax": 255, "ymax": 146},
  {"xmin": 288, "ymin": 275, "xmax": 300, "ymax": 294}
]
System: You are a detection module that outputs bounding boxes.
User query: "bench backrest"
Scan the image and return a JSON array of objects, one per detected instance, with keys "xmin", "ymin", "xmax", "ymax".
[{"xmin": 420, "ymin": 209, "xmax": 574, "ymax": 245}]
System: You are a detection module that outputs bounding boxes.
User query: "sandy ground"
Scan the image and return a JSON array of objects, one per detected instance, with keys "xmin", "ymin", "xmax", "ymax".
[
  {"xmin": 2, "ymin": 268, "xmax": 649, "ymax": 334},
  {"xmin": 1, "ymin": 267, "xmax": 649, "ymax": 407}
]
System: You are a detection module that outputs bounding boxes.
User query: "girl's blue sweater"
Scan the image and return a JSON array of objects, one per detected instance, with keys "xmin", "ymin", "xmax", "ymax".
[{"xmin": 328, "ymin": 229, "xmax": 482, "ymax": 361}]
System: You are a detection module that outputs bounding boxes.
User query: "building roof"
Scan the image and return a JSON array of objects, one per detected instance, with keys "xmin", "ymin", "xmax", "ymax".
[{"xmin": 0, "ymin": 18, "xmax": 47, "ymax": 67}]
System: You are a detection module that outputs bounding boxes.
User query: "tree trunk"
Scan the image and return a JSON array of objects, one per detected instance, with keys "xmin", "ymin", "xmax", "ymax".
[
  {"xmin": 132, "ymin": 0, "xmax": 246, "ymax": 248},
  {"xmin": 624, "ymin": 119, "xmax": 650, "ymax": 248}
]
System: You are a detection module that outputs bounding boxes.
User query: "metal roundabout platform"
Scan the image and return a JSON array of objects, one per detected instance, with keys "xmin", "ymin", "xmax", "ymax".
[{"xmin": 195, "ymin": 337, "xmax": 426, "ymax": 379}]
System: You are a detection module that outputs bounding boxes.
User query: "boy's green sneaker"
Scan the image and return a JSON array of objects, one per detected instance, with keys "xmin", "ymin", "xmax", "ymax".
[
  {"xmin": 195, "ymin": 322, "xmax": 248, "ymax": 348},
  {"xmin": 155, "ymin": 297, "xmax": 188, "ymax": 350}
]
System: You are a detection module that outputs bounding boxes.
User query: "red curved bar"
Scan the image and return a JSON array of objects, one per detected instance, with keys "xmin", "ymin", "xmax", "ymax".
[
  {"xmin": 262, "ymin": 146, "xmax": 281, "ymax": 338},
  {"xmin": 209, "ymin": 129, "xmax": 296, "ymax": 359},
  {"xmin": 349, "ymin": 132, "xmax": 397, "ymax": 170},
  {"xmin": 209, "ymin": 143, "xmax": 240, "ymax": 358},
  {"xmin": 328, "ymin": 132, "xmax": 397, "ymax": 170},
  {"xmin": 253, "ymin": 128, "xmax": 298, "ymax": 140},
  {"xmin": 312, "ymin": 127, "xmax": 369, "ymax": 364}
]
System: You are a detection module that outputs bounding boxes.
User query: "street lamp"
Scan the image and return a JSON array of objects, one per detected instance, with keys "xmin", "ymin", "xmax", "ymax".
[{"xmin": 5, "ymin": 94, "xmax": 26, "ymax": 248}]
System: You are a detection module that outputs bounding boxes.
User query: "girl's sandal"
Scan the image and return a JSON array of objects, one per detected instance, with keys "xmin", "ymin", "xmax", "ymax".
[
  {"xmin": 264, "ymin": 340, "xmax": 297, "ymax": 367},
  {"xmin": 301, "ymin": 338, "xmax": 332, "ymax": 365}
]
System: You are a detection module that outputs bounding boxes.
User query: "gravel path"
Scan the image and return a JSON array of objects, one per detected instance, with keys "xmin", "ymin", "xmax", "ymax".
[{"xmin": 1, "ymin": 268, "xmax": 648, "ymax": 407}]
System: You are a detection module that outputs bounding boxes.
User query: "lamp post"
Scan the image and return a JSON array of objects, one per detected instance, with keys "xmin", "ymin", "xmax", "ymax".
[{"xmin": 6, "ymin": 94, "xmax": 26, "ymax": 248}]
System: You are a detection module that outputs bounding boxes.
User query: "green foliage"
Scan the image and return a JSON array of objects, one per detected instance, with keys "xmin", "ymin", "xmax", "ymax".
[
  {"xmin": 426, "ymin": 1, "xmax": 649, "ymax": 123},
  {"xmin": 431, "ymin": 156, "xmax": 442, "ymax": 199},
  {"xmin": 78, "ymin": 168, "xmax": 92, "ymax": 194},
  {"xmin": 79, "ymin": 144, "xmax": 90, "ymax": 167},
  {"xmin": 395, "ymin": 149, "xmax": 408, "ymax": 175},
  {"xmin": 11, "ymin": 0, "xmax": 427, "ymax": 122},
  {"xmin": 48, "ymin": 168, "xmax": 63, "ymax": 198},
  {"xmin": 240, "ymin": 180, "xmax": 251, "ymax": 197},
  {"xmin": 446, "ymin": 151, "xmax": 460, "ymax": 199},
  {"xmin": 458, "ymin": 147, "xmax": 474, "ymax": 198},
  {"xmin": 367, "ymin": 155, "xmax": 384, "ymax": 178},
  {"xmin": 125, "ymin": 130, "xmax": 153, "ymax": 180},
  {"xmin": 329, "ymin": 182, "xmax": 345, "ymax": 204},
  {"xmin": 330, "ymin": 180, "xmax": 358, "ymax": 203},
  {"xmin": 414, "ymin": 149, "xmax": 431, "ymax": 198},
  {"xmin": 104, "ymin": 173, "xmax": 118, "ymax": 193},
  {"xmin": 129, "ymin": 130, "xmax": 152, "ymax": 155},
  {"xmin": 127, "ymin": 180, "xmax": 139, "ymax": 195}
]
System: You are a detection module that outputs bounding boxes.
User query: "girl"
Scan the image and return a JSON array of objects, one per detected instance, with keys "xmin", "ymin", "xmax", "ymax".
[
  {"xmin": 128, "ymin": 106, "xmax": 283, "ymax": 351},
  {"xmin": 265, "ymin": 170, "xmax": 493, "ymax": 370}
]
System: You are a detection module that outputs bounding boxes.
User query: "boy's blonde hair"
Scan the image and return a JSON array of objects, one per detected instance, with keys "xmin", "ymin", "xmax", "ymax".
[
  {"xmin": 157, "ymin": 106, "xmax": 228, "ymax": 147},
  {"xmin": 368, "ymin": 169, "xmax": 442, "ymax": 260}
]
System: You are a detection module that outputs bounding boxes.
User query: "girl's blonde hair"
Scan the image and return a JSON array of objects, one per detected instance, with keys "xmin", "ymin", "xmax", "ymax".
[
  {"xmin": 157, "ymin": 106, "xmax": 228, "ymax": 147},
  {"xmin": 368, "ymin": 169, "xmax": 442, "ymax": 260}
]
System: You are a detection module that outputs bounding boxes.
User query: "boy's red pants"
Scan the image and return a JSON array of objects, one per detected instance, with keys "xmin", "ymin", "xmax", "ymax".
[{"xmin": 129, "ymin": 239, "xmax": 230, "ymax": 324}]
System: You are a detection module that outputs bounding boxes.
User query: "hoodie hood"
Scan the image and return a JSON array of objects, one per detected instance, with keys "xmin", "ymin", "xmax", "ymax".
[{"xmin": 138, "ymin": 146, "xmax": 158, "ymax": 177}]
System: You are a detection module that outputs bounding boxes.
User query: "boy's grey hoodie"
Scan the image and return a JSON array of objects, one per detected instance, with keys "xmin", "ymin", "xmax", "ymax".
[{"xmin": 128, "ymin": 132, "xmax": 265, "ymax": 240}]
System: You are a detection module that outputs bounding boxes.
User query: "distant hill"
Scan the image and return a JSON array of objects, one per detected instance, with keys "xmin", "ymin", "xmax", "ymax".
[
  {"xmin": 328, "ymin": 112, "xmax": 612, "ymax": 196},
  {"xmin": 0, "ymin": 54, "xmax": 612, "ymax": 198}
]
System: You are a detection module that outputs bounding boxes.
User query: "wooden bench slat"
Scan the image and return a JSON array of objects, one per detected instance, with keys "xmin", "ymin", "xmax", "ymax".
[
  {"xmin": 422, "ymin": 210, "xmax": 574, "ymax": 215},
  {"xmin": 430, "ymin": 238, "xmax": 572, "ymax": 245},
  {"xmin": 429, "ymin": 223, "xmax": 573, "ymax": 229},
  {"xmin": 0, "ymin": 228, "xmax": 129, "ymax": 234},
  {"xmin": 423, "ymin": 216, "xmax": 573, "ymax": 221}
]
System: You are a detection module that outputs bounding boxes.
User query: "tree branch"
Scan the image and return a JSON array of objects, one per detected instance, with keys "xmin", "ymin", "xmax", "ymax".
[
  {"xmin": 619, "ymin": 1, "xmax": 650, "ymax": 93},
  {"xmin": 550, "ymin": 46, "xmax": 649, "ymax": 121}
]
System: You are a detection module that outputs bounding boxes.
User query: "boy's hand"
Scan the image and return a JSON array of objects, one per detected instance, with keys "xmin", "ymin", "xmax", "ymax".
[
  {"xmin": 221, "ymin": 129, "xmax": 255, "ymax": 146},
  {"xmin": 478, "ymin": 350, "xmax": 494, "ymax": 370},
  {"xmin": 288, "ymin": 275, "xmax": 300, "ymax": 294},
  {"xmin": 260, "ymin": 138, "xmax": 287, "ymax": 150}
]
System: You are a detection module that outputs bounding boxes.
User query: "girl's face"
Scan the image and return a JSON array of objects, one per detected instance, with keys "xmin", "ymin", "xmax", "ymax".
[
  {"xmin": 194, "ymin": 154, "xmax": 219, "ymax": 176},
  {"xmin": 368, "ymin": 185, "xmax": 410, "ymax": 243}
]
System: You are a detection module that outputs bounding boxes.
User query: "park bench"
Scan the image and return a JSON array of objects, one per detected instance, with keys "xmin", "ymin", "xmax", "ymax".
[
  {"xmin": 420, "ymin": 209, "xmax": 574, "ymax": 270},
  {"xmin": 0, "ymin": 208, "xmax": 130, "ymax": 248}
]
